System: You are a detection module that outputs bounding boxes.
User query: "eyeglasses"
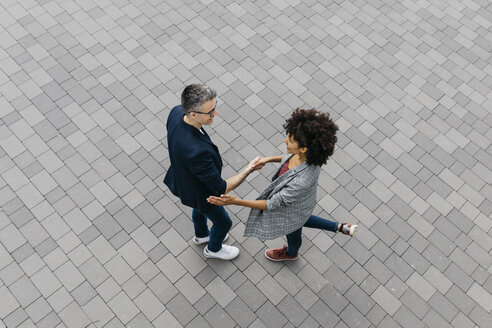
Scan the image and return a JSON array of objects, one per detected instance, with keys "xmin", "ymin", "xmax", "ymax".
[{"xmin": 190, "ymin": 101, "xmax": 217, "ymax": 118}]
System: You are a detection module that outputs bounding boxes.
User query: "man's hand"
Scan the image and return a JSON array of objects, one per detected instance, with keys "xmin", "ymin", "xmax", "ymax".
[
  {"xmin": 207, "ymin": 194, "xmax": 238, "ymax": 206},
  {"xmin": 246, "ymin": 156, "xmax": 261, "ymax": 172},
  {"xmin": 225, "ymin": 156, "xmax": 266, "ymax": 193},
  {"xmin": 251, "ymin": 157, "xmax": 268, "ymax": 170}
]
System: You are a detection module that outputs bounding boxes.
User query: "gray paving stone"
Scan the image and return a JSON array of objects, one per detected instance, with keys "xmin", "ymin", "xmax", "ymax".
[
  {"xmin": 23, "ymin": 297, "xmax": 51, "ymax": 324},
  {"xmin": 394, "ymin": 306, "xmax": 425, "ymax": 328},
  {"xmin": 194, "ymin": 293, "xmax": 217, "ymax": 317},
  {"xmin": 53, "ymin": 260, "xmax": 85, "ymax": 292},
  {"xmin": 364, "ymin": 256, "xmax": 393, "ymax": 285},
  {"xmin": 451, "ymin": 312, "xmax": 475, "ymax": 328},
  {"xmin": 172, "ymin": 273, "xmax": 205, "ymax": 306},
  {"xmin": 422, "ymin": 308, "xmax": 450, "ymax": 328},
  {"xmin": 257, "ymin": 274, "xmax": 288, "ymax": 306},
  {"xmin": 57, "ymin": 301, "xmax": 91, "ymax": 328},
  {"xmin": 340, "ymin": 303, "xmax": 371, "ymax": 328},
  {"xmin": 133, "ymin": 288, "xmax": 163, "ymax": 322},
  {"xmin": 30, "ymin": 266, "xmax": 62, "ymax": 299},
  {"xmin": 9, "ymin": 275, "xmax": 41, "ymax": 308},
  {"xmin": 80, "ymin": 296, "xmax": 113, "ymax": 327},
  {"xmin": 256, "ymin": 300, "xmax": 289, "ymax": 328},
  {"xmin": 71, "ymin": 280, "xmax": 97, "ymax": 306},
  {"xmin": 102, "ymin": 254, "xmax": 133, "ymax": 288},
  {"xmin": 345, "ymin": 284, "xmax": 375, "ymax": 316},
  {"xmin": 399, "ymin": 287, "xmax": 431, "ymax": 319},
  {"xmin": 113, "ymin": 206, "xmax": 142, "ymax": 234},
  {"xmin": 225, "ymin": 270, "xmax": 247, "ymax": 292},
  {"xmin": 308, "ymin": 299, "xmax": 339, "ymax": 328},
  {"xmin": 106, "ymin": 291, "xmax": 138, "ymax": 325},
  {"xmin": 118, "ymin": 239, "xmax": 146, "ymax": 269},
  {"xmin": 406, "ymin": 271, "xmax": 436, "ymax": 302},
  {"xmin": 469, "ymin": 305, "xmax": 492, "ymax": 328},
  {"xmin": 467, "ymin": 282, "xmax": 492, "ymax": 313},
  {"xmin": 10, "ymin": 241, "xmax": 34, "ymax": 264},
  {"xmin": 401, "ymin": 247, "xmax": 430, "ymax": 276},
  {"xmin": 3, "ymin": 307, "xmax": 28, "ymax": 328},
  {"xmin": 144, "ymin": 273, "xmax": 177, "ymax": 307},
  {"xmin": 428, "ymin": 291, "xmax": 459, "ymax": 323},
  {"xmin": 276, "ymin": 295, "xmax": 308, "ymax": 327},
  {"xmin": 444, "ymin": 262, "xmax": 475, "ymax": 292},
  {"xmin": 273, "ymin": 266, "xmax": 305, "ymax": 296},
  {"xmin": 224, "ymin": 296, "xmax": 256, "ymax": 328},
  {"xmin": 206, "ymin": 255, "xmax": 239, "ymax": 280},
  {"xmin": 236, "ymin": 280, "xmax": 267, "ymax": 312},
  {"xmin": 325, "ymin": 243, "xmax": 355, "ymax": 272},
  {"xmin": 346, "ymin": 261, "xmax": 370, "ymax": 286},
  {"xmin": 35, "ymin": 237, "xmax": 58, "ymax": 257},
  {"xmin": 166, "ymin": 293, "xmax": 198, "ymax": 326}
]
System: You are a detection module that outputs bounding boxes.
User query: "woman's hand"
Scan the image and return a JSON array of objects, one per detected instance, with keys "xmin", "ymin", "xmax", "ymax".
[
  {"xmin": 207, "ymin": 194, "xmax": 239, "ymax": 206},
  {"xmin": 251, "ymin": 157, "xmax": 268, "ymax": 170},
  {"xmin": 246, "ymin": 156, "xmax": 261, "ymax": 172}
]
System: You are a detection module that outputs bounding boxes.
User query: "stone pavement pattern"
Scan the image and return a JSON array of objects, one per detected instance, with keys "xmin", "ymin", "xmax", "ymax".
[{"xmin": 0, "ymin": 0, "xmax": 491, "ymax": 327}]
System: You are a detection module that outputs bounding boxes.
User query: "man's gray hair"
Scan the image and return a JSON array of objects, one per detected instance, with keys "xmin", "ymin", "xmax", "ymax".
[{"xmin": 181, "ymin": 84, "xmax": 217, "ymax": 114}]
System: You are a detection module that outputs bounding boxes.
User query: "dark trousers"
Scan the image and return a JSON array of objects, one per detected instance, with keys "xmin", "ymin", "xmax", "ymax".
[
  {"xmin": 192, "ymin": 206, "xmax": 232, "ymax": 252},
  {"xmin": 286, "ymin": 214, "xmax": 338, "ymax": 256}
]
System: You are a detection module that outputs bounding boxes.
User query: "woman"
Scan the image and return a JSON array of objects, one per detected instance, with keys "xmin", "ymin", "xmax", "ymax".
[{"xmin": 207, "ymin": 108, "xmax": 358, "ymax": 261}]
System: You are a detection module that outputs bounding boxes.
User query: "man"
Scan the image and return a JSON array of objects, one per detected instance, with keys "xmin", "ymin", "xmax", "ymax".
[{"xmin": 164, "ymin": 84, "xmax": 258, "ymax": 260}]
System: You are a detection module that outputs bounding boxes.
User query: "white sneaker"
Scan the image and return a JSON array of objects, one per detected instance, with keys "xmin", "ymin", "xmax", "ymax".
[
  {"xmin": 192, "ymin": 233, "xmax": 229, "ymax": 245},
  {"xmin": 203, "ymin": 244, "xmax": 239, "ymax": 260},
  {"xmin": 340, "ymin": 223, "xmax": 358, "ymax": 237}
]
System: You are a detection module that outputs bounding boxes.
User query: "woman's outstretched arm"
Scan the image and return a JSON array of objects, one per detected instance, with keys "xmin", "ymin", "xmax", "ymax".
[
  {"xmin": 255, "ymin": 155, "xmax": 283, "ymax": 167},
  {"xmin": 207, "ymin": 195, "xmax": 267, "ymax": 210}
]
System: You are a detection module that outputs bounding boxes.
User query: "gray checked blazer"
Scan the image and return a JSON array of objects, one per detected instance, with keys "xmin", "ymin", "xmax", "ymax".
[{"xmin": 244, "ymin": 154, "xmax": 321, "ymax": 240}]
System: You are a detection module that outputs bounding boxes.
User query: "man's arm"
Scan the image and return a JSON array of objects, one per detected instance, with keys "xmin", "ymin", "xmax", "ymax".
[
  {"xmin": 224, "ymin": 155, "xmax": 283, "ymax": 193},
  {"xmin": 224, "ymin": 157, "xmax": 260, "ymax": 193}
]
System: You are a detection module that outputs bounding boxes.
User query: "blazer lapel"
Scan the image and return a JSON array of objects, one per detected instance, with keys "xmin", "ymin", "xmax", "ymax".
[
  {"xmin": 198, "ymin": 128, "xmax": 219, "ymax": 152},
  {"xmin": 181, "ymin": 119, "xmax": 219, "ymax": 152}
]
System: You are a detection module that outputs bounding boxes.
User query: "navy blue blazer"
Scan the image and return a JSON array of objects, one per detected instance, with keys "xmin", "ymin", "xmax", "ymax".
[{"xmin": 164, "ymin": 105, "xmax": 227, "ymax": 211}]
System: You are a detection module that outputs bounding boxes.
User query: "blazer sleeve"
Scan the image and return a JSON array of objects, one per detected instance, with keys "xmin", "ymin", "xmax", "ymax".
[
  {"xmin": 191, "ymin": 152, "xmax": 227, "ymax": 196},
  {"xmin": 266, "ymin": 175, "xmax": 308, "ymax": 211}
]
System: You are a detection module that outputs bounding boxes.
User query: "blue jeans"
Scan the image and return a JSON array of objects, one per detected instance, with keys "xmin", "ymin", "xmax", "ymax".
[
  {"xmin": 286, "ymin": 215, "xmax": 338, "ymax": 256},
  {"xmin": 192, "ymin": 206, "xmax": 232, "ymax": 252}
]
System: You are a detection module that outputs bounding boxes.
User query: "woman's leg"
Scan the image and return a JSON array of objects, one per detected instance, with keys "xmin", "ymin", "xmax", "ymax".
[
  {"xmin": 303, "ymin": 214, "xmax": 338, "ymax": 233},
  {"xmin": 305, "ymin": 214, "xmax": 358, "ymax": 236},
  {"xmin": 286, "ymin": 227, "xmax": 303, "ymax": 256},
  {"xmin": 285, "ymin": 215, "xmax": 337, "ymax": 257}
]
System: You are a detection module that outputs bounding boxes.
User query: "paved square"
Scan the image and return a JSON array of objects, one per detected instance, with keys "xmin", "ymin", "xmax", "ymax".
[{"xmin": 0, "ymin": 0, "xmax": 491, "ymax": 327}]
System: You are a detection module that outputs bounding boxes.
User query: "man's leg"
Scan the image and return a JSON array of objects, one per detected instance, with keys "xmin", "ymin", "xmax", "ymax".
[
  {"xmin": 192, "ymin": 208, "xmax": 209, "ymax": 238},
  {"xmin": 203, "ymin": 205, "xmax": 232, "ymax": 252}
]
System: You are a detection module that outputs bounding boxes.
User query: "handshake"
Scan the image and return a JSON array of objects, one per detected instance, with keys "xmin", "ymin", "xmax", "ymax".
[
  {"xmin": 207, "ymin": 155, "xmax": 282, "ymax": 206},
  {"xmin": 246, "ymin": 156, "xmax": 268, "ymax": 173}
]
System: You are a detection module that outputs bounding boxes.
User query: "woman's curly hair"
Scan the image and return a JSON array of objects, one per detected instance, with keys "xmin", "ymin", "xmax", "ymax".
[{"xmin": 283, "ymin": 108, "xmax": 338, "ymax": 166}]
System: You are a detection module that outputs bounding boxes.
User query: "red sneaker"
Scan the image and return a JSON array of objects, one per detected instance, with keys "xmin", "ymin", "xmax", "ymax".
[{"xmin": 265, "ymin": 245, "xmax": 298, "ymax": 261}]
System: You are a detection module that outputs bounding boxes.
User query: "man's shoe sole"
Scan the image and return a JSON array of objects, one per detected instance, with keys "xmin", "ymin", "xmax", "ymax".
[
  {"xmin": 192, "ymin": 233, "xmax": 229, "ymax": 245},
  {"xmin": 203, "ymin": 246, "xmax": 239, "ymax": 260}
]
